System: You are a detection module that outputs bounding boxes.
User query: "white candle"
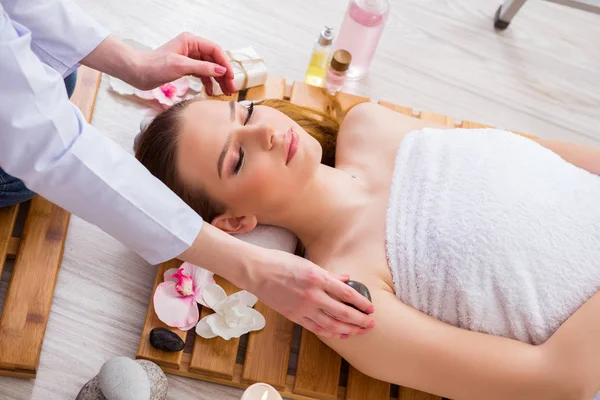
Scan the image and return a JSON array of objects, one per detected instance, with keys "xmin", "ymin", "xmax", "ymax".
[{"xmin": 240, "ymin": 383, "xmax": 282, "ymax": 400}]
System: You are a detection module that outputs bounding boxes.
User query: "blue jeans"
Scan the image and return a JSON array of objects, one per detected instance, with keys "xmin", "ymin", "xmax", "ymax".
[{"xmin": 0, "ymin": 70, "xmax": 78, "ymax": 208}]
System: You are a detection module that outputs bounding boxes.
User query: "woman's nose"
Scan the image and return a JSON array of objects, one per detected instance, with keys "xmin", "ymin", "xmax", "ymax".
[{"xmin": 239, "ymin": 124, "xmax": 273, "ymax": 150}]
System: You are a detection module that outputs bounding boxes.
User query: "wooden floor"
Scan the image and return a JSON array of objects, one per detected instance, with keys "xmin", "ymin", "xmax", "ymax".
[{"xmin": 1, "ymin": 0, "xmax": 598, "ymax": 399}]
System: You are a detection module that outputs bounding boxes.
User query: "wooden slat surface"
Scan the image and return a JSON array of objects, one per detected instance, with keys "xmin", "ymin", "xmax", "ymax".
[
  {"xmin": 459, "ymin": 120, "xmax": 492, "ymax": 129},
  {"xmin": 136, "ymin": 259, "xmax": 187, "ymax": 369},
  {"xmin": 246, "ymin": 75, "xmax": 286, "ymax": 100},
  {"xmin": 189, "ymin": 276, "xmax": 241, "ymax": 379},
  {"xmin": 345, "ymin": 367, "xmax": 390, "ymax": 400},
  {"xmin": 241, "ymin": 301, "xmax": 294, "ymax": 389},
  {"xmin": 0, "ymin": 204, "xmax": 19, "ymax": 277},
  {"xmin": 289, "ymin": 83, "xmax": 330, "ymax": 114},
  {"xmin": 246, "ymin": 75, "xmax": 285, "ymax": 102},
  {"xmin": 0, "ymin": 196, "xmax": 70, "ymax": 373},
  {"xmin": 399, "ymin": 387, "xmax": 443, "ymax": 400},
  {"xmin": 207, "ymin": 92, "xmax": 239, "ymax": 102},
  {"xmin": 419, "ymin": 111, "xmax": 455, "ymax": 127},
  {"xmin": 378, "ymin": 101, "xmax": 414, "ymax": 116},
  {"xmin": 162, "ymin": 356, "xmax": 340, "ymax": 400},
  {"xmin": 6, "ymin": 237, "xmax": 19, "ymax": 258},
  {"xmin": 294, "ymin": 329, "xmax": 341, "ymax": 400}
]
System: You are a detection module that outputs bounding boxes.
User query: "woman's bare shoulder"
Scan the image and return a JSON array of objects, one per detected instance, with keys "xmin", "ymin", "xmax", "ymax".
[
  {"xmin": 340, "ymin": 102, "xmax": 447, "ymax": 134},
  {"xmin": 336, "ymin": 103, "xmax": 448, "ymax": 166}
]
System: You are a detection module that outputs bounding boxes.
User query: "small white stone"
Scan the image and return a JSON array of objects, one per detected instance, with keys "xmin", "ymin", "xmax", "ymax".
[{"xmin": 98, "ymin": 357, "xmax": 150, "ymax": 400}]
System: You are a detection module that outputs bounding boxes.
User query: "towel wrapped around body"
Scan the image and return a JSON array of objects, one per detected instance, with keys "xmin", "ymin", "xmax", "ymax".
[{"xmin": 385, "ymin": 128, "xmax": 600, "ymax": 397}]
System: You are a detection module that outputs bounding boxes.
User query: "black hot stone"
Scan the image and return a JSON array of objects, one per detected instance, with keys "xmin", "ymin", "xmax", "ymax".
[
  {"xmin": 149, "ymin": 327, "xmax": 185, "ymax": 352},
  {"xmin": 344, "ymin": 280, "xmax": 372, "ymax": 313}
]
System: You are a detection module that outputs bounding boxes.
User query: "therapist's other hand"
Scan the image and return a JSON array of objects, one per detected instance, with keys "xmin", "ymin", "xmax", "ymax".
[
  {"xmin": 253, "ymin": 250, "xmax": 375, "ymax": 339},
  {"xmin": 133, "ymin": 32, "xmax": 236, "ymax": 96}
]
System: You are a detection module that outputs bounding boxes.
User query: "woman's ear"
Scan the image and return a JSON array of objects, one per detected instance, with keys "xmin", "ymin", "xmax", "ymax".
[{"xmin": 211, "ymin": 213, "xmax": 258, "ymax": 234}]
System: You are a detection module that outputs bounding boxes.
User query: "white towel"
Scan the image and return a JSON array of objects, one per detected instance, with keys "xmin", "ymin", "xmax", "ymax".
[
  {"xmin": 386, "ymin": 128, "xmax": 600, "ymax": 390},
  {"xmin": 233, "ymin": 224, "xmax": 298, "ymax": 254}
]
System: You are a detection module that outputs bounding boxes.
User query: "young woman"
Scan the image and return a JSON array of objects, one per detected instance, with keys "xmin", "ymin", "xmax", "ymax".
[{"xmin": 134, "ymin": 97, "xmax": 600, "ymax": 400}]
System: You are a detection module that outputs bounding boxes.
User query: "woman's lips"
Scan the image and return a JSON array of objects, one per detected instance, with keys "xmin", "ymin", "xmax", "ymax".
[{"xmin": 285, "ymin": 129, "xmax": 299, "ymax": 165}]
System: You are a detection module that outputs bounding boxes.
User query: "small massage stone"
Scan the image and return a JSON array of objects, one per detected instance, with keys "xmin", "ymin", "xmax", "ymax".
[
  {"xmin": 150, "ymin": 327, "xmax": 185, "ymax": 352},
  {"xmin": 76, "ymin": 357, "xmax": 167, "ymax": 400},
  {"xmin": 344, "ymin": 280, "xmax": 372, "ymax": 312}
]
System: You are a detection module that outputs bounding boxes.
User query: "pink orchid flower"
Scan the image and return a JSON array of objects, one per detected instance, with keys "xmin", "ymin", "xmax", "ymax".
[
  {"xmin": 135, "ymin": 77, "xmax": 190, "ymax": 110},
  {"xmin": 108, "ymin": 75, "xmax": 203, "ymax": 110},
  {"xmin": 153, "ymin": 262, "xmax": 215, "ymax": 330}
]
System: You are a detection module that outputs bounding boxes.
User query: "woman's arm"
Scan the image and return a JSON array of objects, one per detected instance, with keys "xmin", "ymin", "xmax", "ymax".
[
  {"xmin": 533, "ymin": 138, "xmax": 600, "ymax": 175},
  {"xmin": 320, "ymin": 282, "xmax": 595, "ymax": 400}
]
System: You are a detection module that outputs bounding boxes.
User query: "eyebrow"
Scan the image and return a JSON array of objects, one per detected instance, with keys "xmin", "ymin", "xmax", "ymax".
[
  {"xmin": 229, "ymin": 100, "xmax": 235, "ymax": 122},
  {"xmin": 218, "ymin": 101, "xmax": 237, "ymax": 178}
]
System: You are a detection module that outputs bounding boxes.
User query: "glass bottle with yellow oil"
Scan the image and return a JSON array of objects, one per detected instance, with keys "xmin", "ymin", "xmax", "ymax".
[{"xmin": 304, "ymin": 26, "xmax": 334, "ymax": 87}]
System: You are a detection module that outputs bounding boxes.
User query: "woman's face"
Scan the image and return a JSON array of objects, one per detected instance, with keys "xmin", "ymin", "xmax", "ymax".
[{"xmin": 176, "ymin": 100, "xmax": 323, "ymax": 225}]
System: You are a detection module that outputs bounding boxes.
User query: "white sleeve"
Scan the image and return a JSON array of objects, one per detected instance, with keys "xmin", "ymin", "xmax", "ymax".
[
  {"xmin": 1, "ymin": 0, "xmax": 110, "ymax": 77},
  {"xmin": 0, "ymin": 7, "xmax": 204, "ymax": 265}
]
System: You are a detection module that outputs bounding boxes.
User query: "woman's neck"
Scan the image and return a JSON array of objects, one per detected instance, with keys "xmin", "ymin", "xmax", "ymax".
[{"xmin": 260, "ymin": 165, "xmax": 366, "ymax": 250}]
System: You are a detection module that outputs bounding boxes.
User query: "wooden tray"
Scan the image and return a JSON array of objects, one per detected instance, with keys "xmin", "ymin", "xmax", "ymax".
[
  {"xmin": 0, "ymin": 67, "xmax": 102, "ymax": 379},
  {"xmin": 136, "ymin": 77, "xmax": 536, "ymax": 399}
]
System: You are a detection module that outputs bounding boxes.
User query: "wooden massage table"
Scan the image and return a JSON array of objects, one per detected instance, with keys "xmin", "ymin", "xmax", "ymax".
[{"xmin": 135, "ymin": 75, "xmax": 536, "ymax": 400}]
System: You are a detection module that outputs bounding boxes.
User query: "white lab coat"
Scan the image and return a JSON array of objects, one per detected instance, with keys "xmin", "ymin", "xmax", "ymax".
[{"xmin": 0, "ymin": 0, "xmax": 203, "ymax": 265}]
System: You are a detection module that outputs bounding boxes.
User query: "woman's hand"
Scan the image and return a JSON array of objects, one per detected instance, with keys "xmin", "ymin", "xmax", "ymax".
[
  {"xmin": 81, "ymin": 33, "xmax": 236, "ymax": 96},
  {"xmin": 250, "ymin": 249, "xmax": 375, "ymax": 338}
]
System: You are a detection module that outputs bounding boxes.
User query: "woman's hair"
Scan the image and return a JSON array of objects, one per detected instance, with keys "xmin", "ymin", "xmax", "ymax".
[{"xmin": 134, "ymin": 98, "xmax": 340, "ymax": 223}]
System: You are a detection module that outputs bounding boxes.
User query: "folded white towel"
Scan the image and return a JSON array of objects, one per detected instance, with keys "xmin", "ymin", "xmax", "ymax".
[
  {"xmin": 386, "ymin": 128, "xmax": 600, "ymax": 396},
  {"xmin": 233, "ymin": 224, "xmax": 298, "ymax": 254}
]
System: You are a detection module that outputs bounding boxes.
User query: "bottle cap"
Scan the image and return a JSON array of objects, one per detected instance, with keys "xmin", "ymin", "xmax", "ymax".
[
  {"xmin": 330, "ymin": 49, "xmax": 352, "ymax": 72},
  {"xmin": 318, "ymin": 26, "xmax": 334, "ymax": 46}
]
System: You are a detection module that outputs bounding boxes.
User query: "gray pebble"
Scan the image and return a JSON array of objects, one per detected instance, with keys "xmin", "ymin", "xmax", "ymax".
[
  {"xmin": 76, "ymin": 375, "xmax": 107, "ymax": 400},
  {"xmin": 76, "ymin": 358, "xmax": 167, "ymax": 400},
  {"xmin": 136, "ymin": 360, "xmax": 168, "ymax": 400},
  {"xmin": 98, "ymin": 357, "xmax": 150, "ymax": 400}
]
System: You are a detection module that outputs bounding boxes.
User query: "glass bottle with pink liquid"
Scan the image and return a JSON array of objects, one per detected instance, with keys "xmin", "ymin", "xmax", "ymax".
[{"xmin": 333, "ymin": 0, "xmax": 390, "ymax": 81}]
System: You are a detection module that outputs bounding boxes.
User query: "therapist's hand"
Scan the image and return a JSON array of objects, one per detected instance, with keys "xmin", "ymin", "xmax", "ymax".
[
  {"xmin": 81, "ymin": 33, "xmax": 236, "ymax": 96},
  {"xmin": 249, "ymin": 249, "xmax": 376, "ymax": 339},
  {"xmin": 180, "ymin": 211, "xmax": 375, "ymax": 339},
  {"xmin": 133, "ymin": 33, "xmax": 237, "ymax": 96}
]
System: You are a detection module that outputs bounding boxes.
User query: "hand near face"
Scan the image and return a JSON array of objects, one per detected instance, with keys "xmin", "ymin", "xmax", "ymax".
[{"xmin": 132, "ymin": 32, "xmax": 237, "ymax": 96}]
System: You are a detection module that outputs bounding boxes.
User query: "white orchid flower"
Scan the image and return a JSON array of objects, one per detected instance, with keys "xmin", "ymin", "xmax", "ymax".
[{"xmin": 196, "ymin": 284, "xmax": 266, "ymax": 340}]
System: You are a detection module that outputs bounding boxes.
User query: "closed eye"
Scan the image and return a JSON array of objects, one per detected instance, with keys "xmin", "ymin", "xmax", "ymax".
[
  {"xmin": 233, "ymin": 146, "xmax": 244, "ymax": 176},
  {"xmin": 244, "ymin": 102, "xmax": 254, "ymax": 125}
]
